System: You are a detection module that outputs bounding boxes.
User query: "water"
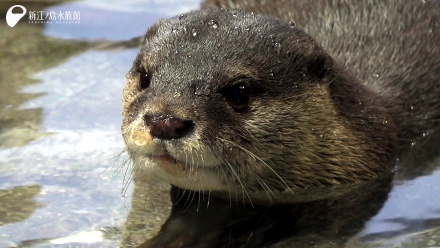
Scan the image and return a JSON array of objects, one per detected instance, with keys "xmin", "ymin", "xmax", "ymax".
[{"xmin": 0, "ymin": 0, "xmax": 439, "ymax": 247}]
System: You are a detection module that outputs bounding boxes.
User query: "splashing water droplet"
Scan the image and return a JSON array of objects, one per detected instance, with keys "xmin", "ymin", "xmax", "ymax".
[
  {"xmin": 288, "ymin": 21, "xmax": 296, "ymax": 27},
  {"xmin": 273, "ymin": 42, "xmax": 281, "ymax": 53},
  {"xmin": 207, "ymin": 20, "xmax": 218, "ymax": 29}
]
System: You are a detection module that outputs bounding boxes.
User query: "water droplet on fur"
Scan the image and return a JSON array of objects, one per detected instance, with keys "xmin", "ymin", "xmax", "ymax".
[
  {"xmin": 179, "ymin": 14, "xmax": 186, "ymax": 20},
  {"xmin": 273, "ymin": 42, "xmax": 281, "ymax": 53},
  {"xmin": 207, "ymin": 20, "xmax": 218, "ymax": 29},
  {"xmin": 269, "ymin": 70, "xmax": 274, "ymax": 77},
  {"xmin": 232, "ymin": 11, "xmax": 238, "ymax": 17},
  {"xmin": 422, "ymin": 130, "xmax": 433, "ymax": 137},
  {"xmin": 129, "ymin": 113, "xmax": 135, "ymax": 122},
  {"xmin": 288, "ymin": 21, "xmax": 296, "ymax": 27},
  {"xmin": 173, "ymin": 92, "xmax": 181, "ymax": 98},
  {"xmin": 411, "ymin": 142, "xmax": 416, "ymax": 146},
  {"xmin": 410, "ymin": 105, "xmax": 414, "ymax": 110},
  {"xmin": 195, "ymin": 90, "xmax": 202, "ymax": 96},
  {"xmin": 192, "ymin": 29, "xmax": 197, "ymax": 36},
  {"xmin": 373, "ymin": 73, "xmax": 380, "ymax": 78}
]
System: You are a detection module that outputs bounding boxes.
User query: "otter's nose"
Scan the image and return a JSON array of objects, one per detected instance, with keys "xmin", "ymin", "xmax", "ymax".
[{"xmin": 145, "ymin": 114, "xmax": 194, "ymax": 140}]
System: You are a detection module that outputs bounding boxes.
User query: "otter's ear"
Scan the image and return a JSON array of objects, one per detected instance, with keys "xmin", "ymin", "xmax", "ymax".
[
  {"xmin": 143, "ymin": 23, "xmax": 160, "ymax": 43},
  {"xmin": 305, "ymin": 51, "xmax": 334, "ymax": 81}
]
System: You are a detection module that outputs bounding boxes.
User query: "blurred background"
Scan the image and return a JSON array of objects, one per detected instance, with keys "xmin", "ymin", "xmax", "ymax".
[{"xmin": 0, "ymin": 0, "xmax": 439, "ymax": 247}]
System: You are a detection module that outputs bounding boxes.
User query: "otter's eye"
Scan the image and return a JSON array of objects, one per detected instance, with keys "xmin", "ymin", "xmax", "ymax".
[
  {"xmin": 136, "ymin": 67, "xmax": 151, "ymax": 90},
  {"xmin": 223, "ymin": 83, "xmax": 250, "ymax": 113}
]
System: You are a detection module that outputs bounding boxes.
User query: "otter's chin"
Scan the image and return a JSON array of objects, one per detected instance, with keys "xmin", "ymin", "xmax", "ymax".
[{"xmin": 147, "ymin": 155, "xmax": 228, "ymax": 192}]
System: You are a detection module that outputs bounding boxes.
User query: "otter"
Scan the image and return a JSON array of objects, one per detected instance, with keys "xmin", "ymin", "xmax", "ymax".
[{"xmin": 122, "ymin": 0, "xmax": 440, "ymax": 204}]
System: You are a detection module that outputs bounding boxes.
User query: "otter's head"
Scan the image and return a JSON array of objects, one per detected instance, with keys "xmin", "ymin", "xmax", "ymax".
[{"xmin": 122, "ymin": 9, "xmax": 397, "ymax": 204}]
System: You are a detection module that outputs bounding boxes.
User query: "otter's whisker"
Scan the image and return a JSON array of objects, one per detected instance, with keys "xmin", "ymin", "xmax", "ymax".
[
  {"xmin": 221, "ymin": 158, "xmax": 254, "ymax": 207},
  {"xmin": 197, "ymin": 189, "xmax": 202, "ymax": 212},
  {"xmin": 174, "ymin": 187, "xmax": 186, "ymax": 207},
  {"xmin": 219, "ymin": 138, "xmax": 294, "ymax": 194},
  {"xmin": 107, "ymin": 149, "xmax": 127, "ymax": 175},
  {"xmin": 182, "ymin": 189, "xmax": 197, "ymax": 212},
  {"xmin": 121, "ymin": 154, "xmax": 136, "ymax": 196},
  {"xmin": 254, "ymin": 173, "xmax": 276, "ymax": 202}
]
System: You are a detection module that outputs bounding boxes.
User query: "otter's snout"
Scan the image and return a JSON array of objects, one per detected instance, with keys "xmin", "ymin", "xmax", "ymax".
[{"xmin": 144, "ymin": 114, "xmax": 194, "ymax": 140}]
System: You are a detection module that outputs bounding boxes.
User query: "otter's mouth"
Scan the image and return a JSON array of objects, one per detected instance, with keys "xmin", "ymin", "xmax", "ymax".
[
  {"xmin": 149, "ymin": 153, "xmax": 195, "ymax": 178},
  {"xmin": 144, "ymin": 152, "xmax": 228, "ymax": 192}
]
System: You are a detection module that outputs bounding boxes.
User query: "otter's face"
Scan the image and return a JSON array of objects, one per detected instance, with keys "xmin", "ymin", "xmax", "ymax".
[{"xmin": 122, "ymin": 10, "xmax": 394, "ymax": 203}]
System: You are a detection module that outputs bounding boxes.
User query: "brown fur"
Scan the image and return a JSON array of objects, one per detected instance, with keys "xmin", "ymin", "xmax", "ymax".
[{"xmin": 122, "ymin": 0, "xmax": 439, "ymax": 204}]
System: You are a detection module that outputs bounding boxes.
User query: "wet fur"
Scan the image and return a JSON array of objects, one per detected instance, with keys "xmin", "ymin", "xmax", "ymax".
[
  {"xmin": 202, "ymin": 0, "xmax": 440, "ymax": 156},
  {"xmin": 122, "ymin": 0, "xmax": 440, "ymax": 203}
]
